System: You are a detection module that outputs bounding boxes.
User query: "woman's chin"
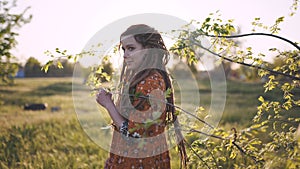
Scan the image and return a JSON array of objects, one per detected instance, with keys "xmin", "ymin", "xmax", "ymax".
[{"xmin": 126, "ymin": 65, "xmax": 136, "ymax": 71}]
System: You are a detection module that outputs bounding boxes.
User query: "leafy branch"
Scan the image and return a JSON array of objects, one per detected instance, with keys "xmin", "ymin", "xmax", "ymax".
[
  {"xmin": 170, "ymin": 30, "xmax": 300, "ymax": 81},
  {"xmin": 203, "ymin": 33, "xmax": 300, "ymax": 51},
  {"xmin": 188, "ymin": 37, "xmax": 300, "ymax": 81}
]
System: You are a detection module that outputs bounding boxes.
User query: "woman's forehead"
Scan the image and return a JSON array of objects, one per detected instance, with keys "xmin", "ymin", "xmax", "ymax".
[{"xmin": 121, "ymin": 35, "xmax": 138, "ymax": 45}]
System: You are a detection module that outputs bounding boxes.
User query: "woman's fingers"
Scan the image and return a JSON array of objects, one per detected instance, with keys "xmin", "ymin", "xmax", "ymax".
[
  {"xmin": 96, "ymin": 88, "xmax": 112, "ymax": 101},
  {"xmin": 97, "ymin": 88, "xmax": 106, "ymax": 96},
  {"xmin": 98, "ymin": 88, "xmax": 105, "ymax": 93},
  {"xmin": 95, "ymin": 88, "xmax": 113, "ymax": 109}
]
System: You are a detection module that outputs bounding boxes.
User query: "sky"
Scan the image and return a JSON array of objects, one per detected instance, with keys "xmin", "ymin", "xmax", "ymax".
[{"xmin": 12, "ymin": 0, "xmax": 300, "ymax": 65}]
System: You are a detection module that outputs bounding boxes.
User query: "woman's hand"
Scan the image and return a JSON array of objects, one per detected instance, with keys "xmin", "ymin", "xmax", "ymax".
[
  {"xmin": 96, "ymin": 88, "xmax": 113, "ymax": 109},
  {"xmin": 96, "ymin": 88, "xmax": 124, "ymax": 127}
]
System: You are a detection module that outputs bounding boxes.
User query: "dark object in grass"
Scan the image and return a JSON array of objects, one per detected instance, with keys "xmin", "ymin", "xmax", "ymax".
[
  {"xmin": 51, "ymin": 106, "xmax": 61, "ymax": 112},
  {"xmin": 24, "ymin": 103, "xmax": 47, "ymax": 111}
]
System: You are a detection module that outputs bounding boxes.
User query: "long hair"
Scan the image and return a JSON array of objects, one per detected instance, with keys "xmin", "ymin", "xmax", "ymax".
[{"xmin": 118, "ymin": 24, "xmax": 187, "ymax": 168}]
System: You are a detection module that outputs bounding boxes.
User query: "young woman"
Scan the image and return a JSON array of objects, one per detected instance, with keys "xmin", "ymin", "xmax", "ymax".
[{"xmin": 96, "ymin": 24, "xmax": 187, "ymax": 169}]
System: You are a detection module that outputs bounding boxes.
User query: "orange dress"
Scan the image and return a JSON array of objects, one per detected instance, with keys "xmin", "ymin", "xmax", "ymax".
[{"xmin": 104, "ymin": 72, "xmax": 171, "ymax": 169}]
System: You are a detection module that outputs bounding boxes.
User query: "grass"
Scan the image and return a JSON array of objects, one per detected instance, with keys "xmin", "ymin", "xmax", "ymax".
[
  {"xmin": 0, "ymin": 78, "xmax": 108, "ymax": 168},
  {"xmin": 1, "ymin": 77, "xmax": 296, "ymax": 168},
  {"xmin": 0, "ymin": 119, "xmax": 107, "ymax": 168},
  {"xmin": 220, "ymin": 80, "xmax": 264, "ymax": 126},
  {"xmin": 0, "ymin": 78, "xmax": 75, "ymax": 131}
]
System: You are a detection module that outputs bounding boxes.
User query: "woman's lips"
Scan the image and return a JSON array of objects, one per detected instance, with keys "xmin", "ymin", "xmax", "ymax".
[{"xmin": 125, "ymin": 60, "xmax": 133, "ymax": 64}]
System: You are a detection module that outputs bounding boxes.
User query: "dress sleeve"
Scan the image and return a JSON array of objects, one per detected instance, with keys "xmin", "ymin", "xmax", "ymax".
[{"xmin": 127, "ymin": 72, "xmax": 167, "ymax": 137}]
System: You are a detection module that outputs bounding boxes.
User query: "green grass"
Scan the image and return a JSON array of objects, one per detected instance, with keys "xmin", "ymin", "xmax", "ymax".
[
  {"xmin": 0, "ymin": 78, "xmax": 108, "ymax": 168},
  {"xmin": 0, "ymin": 78, "xmax": 75, "ymax": 131},
  {"xmin": 0, "ymin": 119, "xmax": 107, "ymax": 168},
  {"xmin": 220, "ymin": 80, "xmax": 264, "ymax": 126},
  {"xmin": 1, "ymin": 77, "xmax": 297, "ymax": 168}
]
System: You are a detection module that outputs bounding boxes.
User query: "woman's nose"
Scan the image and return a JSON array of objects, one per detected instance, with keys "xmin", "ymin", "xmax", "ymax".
[{"xmin": 123, "ymin": 51, "xmax": 129, "ymax": 59}]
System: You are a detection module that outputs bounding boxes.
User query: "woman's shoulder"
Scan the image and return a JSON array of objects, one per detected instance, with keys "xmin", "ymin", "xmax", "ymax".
[{"xmin": 136, "ymin": 70, "xmax": 166, "ymax": 92}]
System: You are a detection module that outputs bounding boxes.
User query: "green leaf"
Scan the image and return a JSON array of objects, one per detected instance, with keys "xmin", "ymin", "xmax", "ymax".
[
  {"xmin": 205, "ymin": 17, "xmax": 211, "ymax": 22},
  {"xmin": 258, "ymin": 96, "xmax": 265, "ymax": 102},
  {"xmin": 174, "ymin": 110, "xmax": 180, "ymax": 116},
  {"xmin": 229, "ymin": 151, "xmax": 236, "ymax": 159},
  {"xmin": 57, "ymin": 61, "xmax": 63, "ymax": 69},
  {"xmin": 276, "ymin": 16, "xmax": 285, "ymax": 23},
  {"xmin": 165, "ymin": 88, "xmax": 172, "ymax": 98},
  {"xmin": 197, "ymin": 106, "xmax": 205, "ymax": 112},
  {"xmin": 41, "ymin": 60, "xmax": 53, "ymax": 72}
]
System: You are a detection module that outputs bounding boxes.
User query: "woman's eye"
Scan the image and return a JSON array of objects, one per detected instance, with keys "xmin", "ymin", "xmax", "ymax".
[{"xmin": 128, "ymin": 47, "xmax": 135, "ymax": 51}]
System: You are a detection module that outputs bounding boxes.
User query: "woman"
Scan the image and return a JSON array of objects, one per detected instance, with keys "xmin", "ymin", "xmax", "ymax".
[{"xmin": 96, "ymin": 24, "xmax": 187, "ymax": 169}]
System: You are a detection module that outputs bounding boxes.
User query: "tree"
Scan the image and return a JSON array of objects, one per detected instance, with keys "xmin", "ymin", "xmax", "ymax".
[
  {"xmin": 170, "ymin": 2, "xmax": 300, "ymax": 168},
  {"xmin": 0, "ymin": 0, "xmax": 32, "ymax": 84},
  {"xmin": 236, "ymin": 64, "xmax": 261, "ymax": 81},
  {"xmin": 24, "ymin": 57, "xmax": 43, "ymax": 77},
  {"xmin": 24, "ymin": 57, "xmax": 78, "ymax": 77},
  {"xmin": 45, "ymin": 59, "xmax": 74, "ymax": 77}
]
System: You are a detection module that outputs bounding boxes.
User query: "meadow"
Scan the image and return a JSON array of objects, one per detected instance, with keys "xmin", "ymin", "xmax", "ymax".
[{"xmin": 0, "ymin": 77, "xmax": 272, "ymax": 168}]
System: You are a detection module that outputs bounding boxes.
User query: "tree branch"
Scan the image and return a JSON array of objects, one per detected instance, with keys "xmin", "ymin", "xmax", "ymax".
[
  {"xmin": 189, "ymin": 38, "xmax": 300, "ymax": 81},
  {"xmin": 181, "ymin": 128, "xmax": 262, "ymax": 164},
  {"xmin": 204, "ymin": 33, "xmax": 300, "ymax": 51},
  {"xmin": 185, "ymin": 140, "xmax": 211, "ymax": 169}
]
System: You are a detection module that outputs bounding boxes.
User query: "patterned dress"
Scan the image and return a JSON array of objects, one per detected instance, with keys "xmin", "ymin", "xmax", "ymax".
[{"xmin": 104, "ymin": 72, "xmax": 171, "ymax": 169}]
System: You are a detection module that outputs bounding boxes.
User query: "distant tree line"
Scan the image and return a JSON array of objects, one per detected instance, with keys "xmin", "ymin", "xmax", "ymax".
[
  {"xmin": 23, "ymin": 57, "xmax": 74, "ymax": 77},
  {"xmin": 22, "ymin": 57, "xmax": 113, "ymax": 79}
]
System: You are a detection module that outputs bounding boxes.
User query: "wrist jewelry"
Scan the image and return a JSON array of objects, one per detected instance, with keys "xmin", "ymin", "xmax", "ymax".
[{"xmin": 119, "ymin": 121, "xmax": 129, "ymax": 137}]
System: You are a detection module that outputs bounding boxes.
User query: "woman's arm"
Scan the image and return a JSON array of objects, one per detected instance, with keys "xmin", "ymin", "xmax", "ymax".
[{"xmin": 96, "ymin": 88, "xmax": 125, "ymax": 129}]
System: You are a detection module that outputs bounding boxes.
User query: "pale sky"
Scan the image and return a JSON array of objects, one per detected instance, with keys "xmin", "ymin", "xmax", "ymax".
[{"xmin": 13, "ymin": 0, "xmax": 300, "ymax": 64}]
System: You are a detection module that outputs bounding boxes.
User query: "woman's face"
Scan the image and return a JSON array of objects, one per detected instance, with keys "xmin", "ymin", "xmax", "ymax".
[{"xmin": 121, "ymin": 36, "xmax": 146, "ymax": 70}]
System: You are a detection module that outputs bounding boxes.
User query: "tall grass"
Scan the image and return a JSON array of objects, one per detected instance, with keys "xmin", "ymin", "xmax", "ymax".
[{"xmin": 0, "ymin": 119, "xmax": 107, "ymax": 168}]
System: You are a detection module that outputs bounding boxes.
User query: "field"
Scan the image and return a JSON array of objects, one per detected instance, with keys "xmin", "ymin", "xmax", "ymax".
[{"xmin": 0, "ymin": 77, "xmax": 275, "ymax": 168}]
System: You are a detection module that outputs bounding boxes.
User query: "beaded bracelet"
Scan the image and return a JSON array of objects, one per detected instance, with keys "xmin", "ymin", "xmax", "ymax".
[
  {"xmin": 119, "ymin": 121, "xmax": 141, "ymax": 139},
  {"xmin": 119, "ymin": 121, "xmax": 130, "ymax": 137}
]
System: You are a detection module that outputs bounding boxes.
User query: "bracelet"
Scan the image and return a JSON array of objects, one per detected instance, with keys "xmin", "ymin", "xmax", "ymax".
[
  {"xmin": 119, "ymin": 121, "xmax": 129, "ymax": 137},
  {"xmin": 119, "ymin": 120, "xmax": 141, "ymax": 139}
]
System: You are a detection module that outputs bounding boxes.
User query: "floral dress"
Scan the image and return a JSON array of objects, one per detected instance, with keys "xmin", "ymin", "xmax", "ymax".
[{"xmin": 104, "ymin": 72, "xmax": 171, "ymax": 169}]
